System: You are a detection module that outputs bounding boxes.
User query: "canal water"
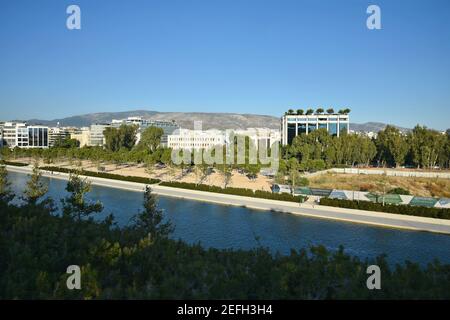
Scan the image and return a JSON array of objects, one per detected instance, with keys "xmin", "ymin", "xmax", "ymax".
[{"xmin": 7, "ymin": 171, "xmax": 450, "ymax": 265}]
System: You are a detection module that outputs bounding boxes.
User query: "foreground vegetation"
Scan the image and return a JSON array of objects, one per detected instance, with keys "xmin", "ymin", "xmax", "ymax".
[{"xmin": 1, "ymin": 163, "xmax": 450, "ymax": 299}]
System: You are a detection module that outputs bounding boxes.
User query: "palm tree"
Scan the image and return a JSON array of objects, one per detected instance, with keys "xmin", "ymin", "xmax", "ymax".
[
  {"xmin": 316, "ymin": 108, "xmax": 324, "ymax": 114},
  {"xmin": 306, "ymin": 108, "xmax": 314, "ymax": 115},
  {"xmin": 296, "ymin": 109, "xmax": 304, "ymax": 115},
  {"xmin": 338, "ymin": 109, "xmax": 345, "ymax": 115},
  {"xmin": 327, "ymin": 108, "xmax": 334, "ymax": 114},
  {"xmin": 288, "ymin": 109, "xmax": 295, "ymax": 115},
  {"xmin": 344, "ymin": 108, "xmax": 351, "ymax": 114}
]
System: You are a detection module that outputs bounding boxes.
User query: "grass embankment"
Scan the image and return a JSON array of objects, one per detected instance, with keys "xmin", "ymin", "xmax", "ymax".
[
  {"xmin": 160, "ymin": 181, "xmax": 307, "ymax": 203},
  {"xmin": 39, "ymin": 166, "xmax": 161, "ymax": 185},
  {"xmin": 309, "ymin": 172, "xmax": 450, "ymax": 198},
  {"xmin": 320, "ymin": 198, "xmax": 450, "ymax": 220}
]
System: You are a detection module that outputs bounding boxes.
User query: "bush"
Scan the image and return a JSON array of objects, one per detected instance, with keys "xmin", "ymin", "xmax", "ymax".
[
  {"xmin": 319, "ymin": 197, "xmax": 450, "ymax": 220},
  {"xmin": 160, "ymin": 181, "xmax": 307, "ymax": 203},
  {"xmin": 388, "ymin": 187, "xmax": 410, "ymax": 195},
  {"xmin": 40, "ymin": 166, "xmax": 161, "ymax": 185},
  {"xmin": 298, "ymin": 177, "xmax": 309, "ymax": 187}
]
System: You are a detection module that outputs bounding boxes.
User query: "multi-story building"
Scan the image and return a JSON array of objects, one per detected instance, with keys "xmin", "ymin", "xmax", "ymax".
[
  {"xmin": 111, "ymin": 116, "xmax": 179, "ymax": 147},
  {"xmin": 1, "ymin": 122, "xmax": 22, "ymax": 147},
  {"xmin": 27, "ymin": 126, "xmax": 49, "ymax": 148},
  {"xmin": 0, "ymin": 122, "xmax": 49, "ymax": 148},
  {"xmin": 232, "ymin": 128, "xmax": 281, "ymax": 149},
  {"xmin": 89, "ymin": 123, "xmax": 110, "ymax": 147},
  {"xmin": 48, "ymin": 126, "xmax": 70, "ymax": 147},
  {"xmin": 70, "ymin": 127, "xmax": 90, "ymax": 147},
  {"xmin": 281, "ymin": 113, "xmax": 350, "ymax": 145},
  {"xmin": 168, "ymin": 129, "xmax": 225, "ymax": 150}
]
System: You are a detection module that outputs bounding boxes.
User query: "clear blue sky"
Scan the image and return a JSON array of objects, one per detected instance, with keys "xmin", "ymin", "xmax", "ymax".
[{"xmin": 0, "ymin": 0, "xmax": 449, "ymax": 129}]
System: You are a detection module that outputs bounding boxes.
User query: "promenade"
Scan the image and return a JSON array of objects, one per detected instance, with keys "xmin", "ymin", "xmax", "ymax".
[{"xmin": 7, "ymin": 165, "xmax": 450, "ymax": 235}]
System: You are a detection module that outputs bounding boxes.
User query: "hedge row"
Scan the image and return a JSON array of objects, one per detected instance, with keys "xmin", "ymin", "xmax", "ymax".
[
  {"xmin": 319, "ymin": 197, "xmax": 450, "ymax": 220},
  {"xmin": 3, "ymin": 161, "xmax": 29, "ymax": 167},
  {"xmin": 160, "ymin": 181, "xmax": 307, "ymax": 203},
  {"xmin": 40, "ymin": 166, "xmax": 161, "ymax": 185}
]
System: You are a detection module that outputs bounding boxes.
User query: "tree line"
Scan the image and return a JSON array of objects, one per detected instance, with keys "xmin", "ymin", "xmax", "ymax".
[
  {"xmin": 1, "ymin": 124, "xmax": 448, "ymax": 185},
  {"xmin": 281, "ymin": 125, "xmax": 449, "ymax": 173}
]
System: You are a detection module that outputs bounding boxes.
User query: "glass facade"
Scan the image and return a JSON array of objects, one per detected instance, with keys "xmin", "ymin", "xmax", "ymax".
[
  {"xmin": 339, "ymin": 123, "xmax": 348, "ymax": 135},
  {"xmin": 282, "ymin": 114, "xmax": 349, "ymax": 145},
  {"xmin": 287, "ymin": 123, "xmax": 296, "ymax": 144},
  {"xmin": 307, "ymin": 123, "xmax": 317, "ymax": 133},
  {"xmin": 329, "ymin": 122, "xmax": 338, "ymax": 136},
  {"xmin": 28, "ymin": 127, "xmax": 48, "ymax": 147},
  {"xmin": 297, "ymin": 123, "xmax": 307, "ymax": 135}
]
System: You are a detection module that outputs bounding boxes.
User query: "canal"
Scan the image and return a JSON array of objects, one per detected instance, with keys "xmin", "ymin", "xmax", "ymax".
[{"xmin": 8, "ymin": 171, "xmax": 450, "ymax": 265}]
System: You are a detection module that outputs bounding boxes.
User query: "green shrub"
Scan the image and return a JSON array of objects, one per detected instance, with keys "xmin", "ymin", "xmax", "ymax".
[
  {"xmin": 40, "ymin": 166, "xmax": 161, "ymax": 185},
  {"xmin": 160, "ymin": 181, "xmax": 307, "ymax": 203},
  {"xmin": 319, "ymin": 197, "xmax": 450, "ymax": 220},
  {"xmin": 298, "ymin": 177, "xmax": 310, "ymax": 187},
  {"xmin": 388, "ymin": 187, "xmax": 411, "ymax": 195}
]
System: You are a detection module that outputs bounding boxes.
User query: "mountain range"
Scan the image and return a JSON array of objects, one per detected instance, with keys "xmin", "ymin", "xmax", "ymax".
[{"xmin": 25, "ymin": 110, "xmax": 412, "ymax": 133}]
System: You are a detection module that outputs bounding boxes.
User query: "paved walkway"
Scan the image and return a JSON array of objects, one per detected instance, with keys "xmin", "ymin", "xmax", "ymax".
[{"xmin": 7, "ymin": 165, "xmax": 450, "ymax": 235}]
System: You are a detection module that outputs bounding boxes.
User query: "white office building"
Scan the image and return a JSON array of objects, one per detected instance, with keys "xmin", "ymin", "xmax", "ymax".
[
  {"xmin": 281, "ymin": 113, "xmax": 350, "ymax": 145},
  {"xmin": 168, "ymin": 128, "xmax": 225, "ymax": 150},
  {"xmin": 0, "ymin": 122, "xmax": 49, "ymax": 148},
  {"xmin": 232, "ymin": 128, "xmax": 281, "ymax": 149}
]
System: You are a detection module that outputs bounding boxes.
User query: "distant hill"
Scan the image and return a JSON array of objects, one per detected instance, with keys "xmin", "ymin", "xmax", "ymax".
[
  {"xmin": 26, "ymin": 110, "xmax": 412, "ymax": 132},
  {"xmin": 349, "ymin": 122, "xmax": 411, "ymax": 133},
  {"xmin": 27, "ymin": 110, "xmax": 280, "ymax": 130}
]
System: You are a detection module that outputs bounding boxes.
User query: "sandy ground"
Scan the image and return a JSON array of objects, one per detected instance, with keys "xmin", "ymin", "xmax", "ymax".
[
  {"xmin": 10, "ymin": 157, "xmax": 450, "ymax": 196},
  {"xmin": 12, "ymin": 157, "xmax": 274, "ymax": 192}
]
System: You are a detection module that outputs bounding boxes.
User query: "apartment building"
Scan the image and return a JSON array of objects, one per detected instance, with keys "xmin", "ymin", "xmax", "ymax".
[{"xmin": 48, "ymin": 126, "xmax": 70, "ymax": 147}]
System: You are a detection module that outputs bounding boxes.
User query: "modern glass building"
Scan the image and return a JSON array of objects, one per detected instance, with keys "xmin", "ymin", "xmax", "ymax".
[
  {"xmin": 27, "ymin": 126, "xmax": 49, "ymax": 148},
  {"xmin": 281, "ymin": 113, "xmax": 349, "ymax": 145}
]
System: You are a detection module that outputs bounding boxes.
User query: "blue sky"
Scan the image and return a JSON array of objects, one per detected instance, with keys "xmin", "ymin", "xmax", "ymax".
[{"xmin": 0, "ymin": 0, "xmax": 449, "ymax": 129}]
